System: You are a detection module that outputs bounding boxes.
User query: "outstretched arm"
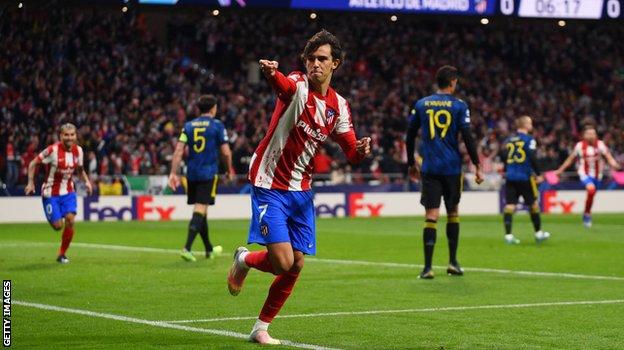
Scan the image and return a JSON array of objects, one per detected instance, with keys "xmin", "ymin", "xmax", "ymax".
[
  {"xmin": 554, "ymin": 152, "xmax": 576, "ymax": 175},
  {"xmin": 603, "ymin": 149, "xmax": 621, "ymax": 170},
  {"xmin": 259, "ymin": 60, "xmax": 297, "ymax": 99}
]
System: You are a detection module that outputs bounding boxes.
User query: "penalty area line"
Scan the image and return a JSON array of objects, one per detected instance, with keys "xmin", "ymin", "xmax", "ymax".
[
  {"xmin": 14, "ymin": 300, "xmax": 339, "ymax": 350},
  {"xmin": 164, "ymin": 299, "xmax": 624, "ymax": 324},
  {"xmin": 4, "ymin": 241, "xmax": 624, "ymax": 281}
]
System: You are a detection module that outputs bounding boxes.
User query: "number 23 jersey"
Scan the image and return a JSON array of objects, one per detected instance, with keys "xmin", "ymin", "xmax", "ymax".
[{"xmin": 408, "ymin": 93, "xmax": 471, "ymax": 176}]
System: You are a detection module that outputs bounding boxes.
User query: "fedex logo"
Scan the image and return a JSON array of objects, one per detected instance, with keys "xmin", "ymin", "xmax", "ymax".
[
  {"xmin": 315, "ymin": 193, "xmax": 385, "ymax": 218},
  {"xmin": 542, "ymin": 191, "xmax": 576, "ymax": 213},
  {"xmin": 84, "ymin": 196, "xmax": 175, "ymax": 221}
]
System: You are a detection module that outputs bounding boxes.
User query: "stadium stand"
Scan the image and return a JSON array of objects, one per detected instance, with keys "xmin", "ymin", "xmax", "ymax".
[{"xmin": 2, "ymin": 6, "xmax": 623, "ymax": 188}]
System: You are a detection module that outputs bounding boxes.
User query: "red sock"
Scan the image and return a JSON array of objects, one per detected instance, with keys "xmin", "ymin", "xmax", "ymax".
[
  {"xmin": 245, "ymin": 251, "xmax": 275, "ymax": 274},
  {"xmin": 59, "ymin": 226, "xmax": 74, "ymax": 256},
  {"xmin": 259, "ymin": 271, "xmax": 300, "ymax": 323},
  {"xmin": 585, "ymin": 188, "xmax": 596, "ymax": 214}
]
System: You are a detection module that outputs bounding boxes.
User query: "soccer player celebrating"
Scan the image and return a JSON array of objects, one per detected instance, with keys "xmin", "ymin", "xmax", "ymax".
[
  {"xmin": 406, "ymin": 65, "xmax": 484, "ymax": 280},
  {"xmin": 25, "ymin": 123, "xmax": 92, "ymax": 264},
  {"xmin": 227, "ymin": 30, "xmax": 371, "ymax": 344},
  {"xmin": 554, "ymin": 124, "xmax": 621, "ymax": 227},
  {"xmin": 501, "ymin": 116, "xmax": 550, "ymax": 244},
  {"xmin": 169, "ymin": 95, "xmax": 235, "ymax": 261}
]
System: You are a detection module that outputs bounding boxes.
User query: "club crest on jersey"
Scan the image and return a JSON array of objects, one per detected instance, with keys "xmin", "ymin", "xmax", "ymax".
[
  {"xmin": 260, "ymin": 224, "xmax": 269, "ymax": 236},
  {"xmin": 325, "ymin": 108, "xmax": 336, "ymax": 124}
]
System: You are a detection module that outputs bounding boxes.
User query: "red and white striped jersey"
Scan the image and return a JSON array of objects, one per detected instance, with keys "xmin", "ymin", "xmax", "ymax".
[
  {"xmin": 36, "ymin": 142, "xmax": 84, "ymax": 197},
  {"xmin": 574, "ymin": 140, "xmax": 607, "ymax": 179},
  {"xmin": 249, "ymin": 71, "xmax": 364, "ymax": 191}
]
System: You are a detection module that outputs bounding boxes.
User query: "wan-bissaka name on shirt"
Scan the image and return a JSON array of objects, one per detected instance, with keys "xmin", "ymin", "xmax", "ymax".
[{"xmin": 424, "ymin": 101, "xmax": 453, "ymax": 107}]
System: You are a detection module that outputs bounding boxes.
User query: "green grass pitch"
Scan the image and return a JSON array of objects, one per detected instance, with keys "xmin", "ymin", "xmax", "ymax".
[{"xmin": 1, "ymin": 214, "xmax": 623, "ymax": 349}]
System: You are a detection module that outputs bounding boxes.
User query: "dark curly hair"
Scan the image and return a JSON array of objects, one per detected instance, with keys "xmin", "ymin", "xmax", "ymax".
[{"xmin": 300, "ymin": 29, "xmax": 344, "ymax": 69}]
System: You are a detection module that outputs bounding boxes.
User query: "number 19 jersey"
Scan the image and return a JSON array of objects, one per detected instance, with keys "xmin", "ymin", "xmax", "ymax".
[
  {"xmin": 408, "ymin": 93, "xmax": 471, "ymax": 175},
  {"xmin": 179, "ymin": 116, "xmax": 228, "ymax": 181}
]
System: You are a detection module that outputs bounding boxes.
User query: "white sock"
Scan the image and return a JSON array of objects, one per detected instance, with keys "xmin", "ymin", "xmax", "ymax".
[
  {"xmin": 252, "ymin": 318, "xmax": 270, "ymax": 332},
  {"xmin": 238, "ymin": 250, "xmax": 250, "ymax": 269},
  {"xmin": 505, "ymin": 234, "xmax": 515, "ymax": 239}
]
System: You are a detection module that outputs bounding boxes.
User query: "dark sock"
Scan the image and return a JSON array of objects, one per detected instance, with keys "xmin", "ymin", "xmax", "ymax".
[
  {"xmin": 185, "ymin": 212, "xmax": 204, "ymax": 251},
  {"xmin": 530, "ymin": 211, "xmax": 541, "ymax": 232},
  {"xmin": 503, "ymin": 211, "xmax": 513, "ymax": 235},
  {"xmin": 423, "ymin": 219, "xmax": 437, "ymax": 269},
  {"xmin": 446, "ymin": 218, "xmax": 459, "ymax": 265},
  {"xmin": 198, "ymin": 216, "xmax": 213, "ymax": 254}
]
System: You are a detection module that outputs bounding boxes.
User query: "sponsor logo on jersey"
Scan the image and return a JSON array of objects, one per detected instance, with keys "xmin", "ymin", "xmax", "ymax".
[{"xmin": 297, "ymin": 120, "xmax": 328, "ymax": 142}]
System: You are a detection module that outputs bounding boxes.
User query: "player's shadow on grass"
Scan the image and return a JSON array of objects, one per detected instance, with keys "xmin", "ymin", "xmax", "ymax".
[{"xmin": 11, "ymin": 262, "xmax": 62, "ymax": 271}]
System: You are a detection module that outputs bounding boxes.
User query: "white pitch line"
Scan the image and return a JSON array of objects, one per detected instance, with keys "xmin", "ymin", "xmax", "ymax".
[
  {"xmin": 4, "ymin": 241, "xmax": 624, "ymax": 281},
  {"xmin": 14, "ymin": 300, "xmax": 339, "ymax": 350},
  {"xmin": 309, "ymin": 258, "xmax": 624, "ymax": 281},
  {"xmin": 164, "ymin": 299, "xmax": 624, "ymax": 324}
]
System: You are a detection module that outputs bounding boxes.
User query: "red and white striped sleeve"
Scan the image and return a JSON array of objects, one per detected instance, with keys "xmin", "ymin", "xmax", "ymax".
[
  {"xmin": 597, "ymin": 140, "xmax": 608, "ymax": 155},
  {"xmin": 36, "ymin": 145, "xmax": 55, "ymax": 164},
  {"xmin": 332, "ymin": 97, "xmax": 365, "ymax": 164},
  {"xmin": 266, "ymin": 71, "xmax": 302, "ymax": 100}
]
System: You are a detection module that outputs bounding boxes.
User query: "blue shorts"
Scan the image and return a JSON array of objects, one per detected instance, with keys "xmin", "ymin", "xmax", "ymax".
[
  {"xmin": 247, "ymin": 186, "xmax": 316, "ymax": 255},
  {"xmin": 580, "ymin": 176, "xmax": 600, "ymax": 188},
  {"xmin": 42, "ymin": 193, "xmax": 77, "ymax": 224}
]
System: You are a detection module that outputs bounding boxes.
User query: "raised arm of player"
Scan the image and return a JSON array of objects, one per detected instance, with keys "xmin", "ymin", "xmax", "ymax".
[
  {"xmin": 168, "ymin": 141, "xmax": 185, "ymax": 190},
  {"xmin": 554, "ymin": 151, "xmax": 577, "ymax": 176},
  {"xmin": 259, "ymin": 60, "xmax": 297, "ymax": 99}
]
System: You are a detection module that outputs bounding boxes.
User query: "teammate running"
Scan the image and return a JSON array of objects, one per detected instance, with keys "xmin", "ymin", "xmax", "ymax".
[
  {"xmin": 554, "ymin": 124, "xmax": 620, "ymax": 227},
  {"xmin": 25, "ymin": 123, "xmax": 92, "ymax": 263}
]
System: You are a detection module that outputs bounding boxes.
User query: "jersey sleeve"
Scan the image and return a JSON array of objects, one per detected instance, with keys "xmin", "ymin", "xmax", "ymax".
[
  {"xmin": 407, "ymin": 104, "xmax": 421, "ymax": 130},
  {"xmin": 597, "ymin": 140, "xmax": 608, "ymax": 154},
  {"xmin": 334, "ymin": 100, "xmax": 354, "ymax": 135},
  {"xmin": 77, "ymin": 146, "xmax": 84, "ymax": 167},
  {"xmin": 528, "ymin": 137, "xmax": 537, "ymax": 151},
  {"xmin": 406, "ymin": 103, "xmax": 421, "ymax": 167},
  {"xmin": 36, "ymin": 145, "xmax": 55, "ymax": 164},
  {"xmin": 178, "ymin": 124, "xmax": 189, "ymax": 143},
  {"xmin": 458, "ymin": 101, "xmax": 471, "ymax": 129},
  {"xmin": 267, "ymin": 71, "xmax": 301, "ymax": 100},
  {"xmin": 573, "ymin": 142, "xmax": 583, "ymax": 157},
  {"xmin": 332, "ymin": 99, "xmax": 364, "ymax": 164},
  {"xmin": 218, "ymin": 122, "xmax": 229, "ymax": 145}
]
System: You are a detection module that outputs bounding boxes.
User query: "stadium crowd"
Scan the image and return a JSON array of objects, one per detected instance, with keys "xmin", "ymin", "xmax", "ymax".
[{"xmin": 2, "ymin": 5, "xmax": 624, "ymax": 188}]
